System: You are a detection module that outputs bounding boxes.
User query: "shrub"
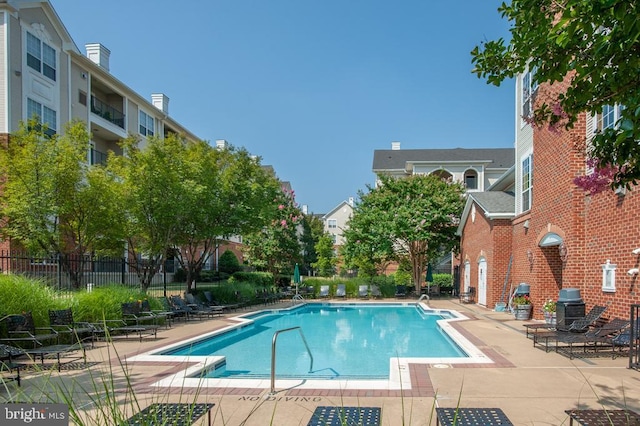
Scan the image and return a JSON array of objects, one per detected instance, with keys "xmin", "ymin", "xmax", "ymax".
[
  {"xmin": 433, "ymin": 273, "xmax": 453, "ymax": 288},
  {"xmin": 74, "ymin": 285, "xmax": 150, "ymax": 323},
  {"xmin": 230, "ymin": 271, "xmax": 273, "ymax": 287},
  {"xmin": 0, "ymin": 275, "xmax": 66, "ymax": 326},
  {"xmin": 218, "ymin": 250, "xmax": 242, "ymax": 274}
]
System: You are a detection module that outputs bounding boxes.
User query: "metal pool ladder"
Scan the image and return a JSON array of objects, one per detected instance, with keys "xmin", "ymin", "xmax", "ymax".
[{"xmin": 270, "ymin": 326, "xmax": 314, "ymax": 394}]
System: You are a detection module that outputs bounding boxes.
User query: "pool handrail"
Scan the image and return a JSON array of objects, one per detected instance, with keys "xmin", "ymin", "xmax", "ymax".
[{"xmin": 270, "ymin": 326, "xmax": 314, "ymax": 394}]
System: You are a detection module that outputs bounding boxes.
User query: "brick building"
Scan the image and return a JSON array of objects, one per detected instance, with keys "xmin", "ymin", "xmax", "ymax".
[{"xmin": 457, "ymin": 71, "xmax": 640, "ymax": 320}]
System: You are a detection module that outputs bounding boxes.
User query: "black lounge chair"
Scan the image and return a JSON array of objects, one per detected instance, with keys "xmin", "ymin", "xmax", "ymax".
[
  {"xmin": 140, "ymin": 299, "xmax": 173, "ymax": 328},
  {"xmin": 0, "ymin": 313, "xmax": 86, "ymax": 371},
  {"xmin": 0, "ymin": 312, "xmax": 59, "ymax": 348},
  {"xmin": 358, "ymin": 285, "xmax": 369, "ymax": 299},
  {"xmin": 48, "ymin": 308, "xmax": 96, "ymax": 346},
  {"xmin": 203, "ymin": 291, "xmax": 239, "ymax": 311},
  {"xmin": 554, "ymin": 318, "xmax": 630, "ymax": 359},
  {"xmin": 161, "ymin": 296, "xmax": 190, "ymax": 321},
  {"xmin": 533, "ymin": 305, "xmax": 608, "ymax": 352},
  {"xmin": 565, "ymin": 408, "xmax": 640, "ymax": 426},
  {"xmin": 171, "ymin": 295, "xmax": 219, "ymax": 320},
  {"xmin": 184, "ymin": 293, "xmax": 224, "ymax": 317},
  {"xmin": 371, "ymin": 285, "xmax": 382, "ymax": 299},
  {"xmin": 395, "ymin": 285, "xmax": 407, "ymax": 298},
  {"xmin": 0, "ymin": 343, "xmax": 25, "ymax": 386},
  {"xmin": 611, "ymin": 317, "xmax": 640, "ymax": 356},
  {"xmin": 121, "ymin": 302, "xmax": 161, "ymax": 333}
]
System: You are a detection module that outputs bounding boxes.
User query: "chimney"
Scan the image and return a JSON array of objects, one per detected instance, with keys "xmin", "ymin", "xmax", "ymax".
[
  {"xmin": 348, "ymin": 197, "xmax": 354, "ymax": 206},
  {"xmin": 391, "ymin": 141, "xmax": 401, "ymax": 150},
  {"xmin": 85, "ymin": 43, "xmax": 110, "ymax": 71},
  {"xmin": 151, "ymin": 93, "xmax": 169, "ymax": 114},
  {"xmin": 302, "ymin": 204, "xmax": 308, "ymax": 215},
  {"xmin": 216, "ymin": 139, "xmax": 228, "ymax": 150}
]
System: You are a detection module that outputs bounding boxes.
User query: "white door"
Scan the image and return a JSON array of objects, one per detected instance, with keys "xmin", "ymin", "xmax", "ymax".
[
  {"xmin": 478, "ymin": 258, "xmax": 487, "ymax": 306},
  {"xmin": 463, "ymin": 261, "xmax": 471, "ymax": 294}
]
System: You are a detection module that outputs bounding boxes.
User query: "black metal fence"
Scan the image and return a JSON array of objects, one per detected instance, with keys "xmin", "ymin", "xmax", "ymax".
[
  {"xmin": 631, "ymin": 304, "xmax": 639, "ymax": 371},
  {"xmin": 0, "ymin": 250, "xmax": 176, "ymax": 291}
]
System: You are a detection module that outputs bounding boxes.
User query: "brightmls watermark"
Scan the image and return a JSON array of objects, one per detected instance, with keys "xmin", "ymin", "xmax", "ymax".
[{"xmin": 1, "ymin": 404, "xmax": 68, "ymax": 425}]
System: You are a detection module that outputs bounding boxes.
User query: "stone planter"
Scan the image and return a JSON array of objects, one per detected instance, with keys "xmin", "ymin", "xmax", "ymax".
[
  {"xmin": 544, "ymin": 312, "xmax": 557, "ymax": 326},
  {"xmin": 514, "ymin": 304, "xmax": 532, "ymax": 320}
]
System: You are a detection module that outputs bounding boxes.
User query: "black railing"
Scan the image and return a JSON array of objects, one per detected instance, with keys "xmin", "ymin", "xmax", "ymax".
[
  {"xmin": 0, "ymin": 250, "xmax": 175, "ymax": 291},
  {"xmin": 631, "ymin": 304, "xmax": 639, "ymax": 371},
  {"xmin": 90, "ymin": 148, "xmax": 108, "ymax": 166},
  {"xmin": 90, "ymin": 96, "xmax": 125, "ymax": 129}
]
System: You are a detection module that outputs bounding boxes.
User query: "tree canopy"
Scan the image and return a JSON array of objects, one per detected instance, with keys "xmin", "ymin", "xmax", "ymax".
[
  {"xmin": 471, "ymin": 0, "xmax": 640, "ymax": 189},
  {"xmin": 343, "ymin": 174, "xmax": 465, "ymax": 292}
]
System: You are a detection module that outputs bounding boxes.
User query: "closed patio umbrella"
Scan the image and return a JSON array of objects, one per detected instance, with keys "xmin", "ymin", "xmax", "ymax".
[
  {"xmin": 426, "ymin": 263, "xmax": 434, "ymax": 295},
  {"xmin": 294, "ymin": 263, "xmax": 301, "ymax": 295}
]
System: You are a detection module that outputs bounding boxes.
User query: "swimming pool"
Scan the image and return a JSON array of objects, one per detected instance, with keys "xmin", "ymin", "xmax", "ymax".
[
  {"xmin": 162, "ymin": 304, "xmax": 465, "ymax": 379},
  {"xmin": 127, "ymin": 302, "xmax": 493, "ymax": 390}
]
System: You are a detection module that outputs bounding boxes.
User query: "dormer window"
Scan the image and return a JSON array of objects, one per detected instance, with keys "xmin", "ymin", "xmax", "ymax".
[{"xmin": 464, "ymin": 169, "xmax": 478, "ymax": 190}]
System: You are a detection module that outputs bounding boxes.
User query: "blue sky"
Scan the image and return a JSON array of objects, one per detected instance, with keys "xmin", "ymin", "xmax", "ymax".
[{"xmin": 52, "ymin": 0, "xmax": 514, "ymax": 214}]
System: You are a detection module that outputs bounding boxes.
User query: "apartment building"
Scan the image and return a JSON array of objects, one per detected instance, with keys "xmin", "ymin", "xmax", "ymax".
[{"xmin": 457, "ymin": 68, "xmax": 640, "ymax": 320}]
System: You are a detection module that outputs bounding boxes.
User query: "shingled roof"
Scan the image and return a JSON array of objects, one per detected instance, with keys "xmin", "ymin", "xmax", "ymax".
[{"xmin": 372, "ymin": 148, "xmax": 515, "ymax": 172}]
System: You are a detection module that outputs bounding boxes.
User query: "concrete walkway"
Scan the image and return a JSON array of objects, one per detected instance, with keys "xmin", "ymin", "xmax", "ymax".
[{"xmin": 3, "ymin": 298, "xmax": 639, "ymax": 425}]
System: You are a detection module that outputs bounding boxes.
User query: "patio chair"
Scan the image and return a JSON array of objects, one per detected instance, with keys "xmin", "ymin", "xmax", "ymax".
[
  {"xmin": 319, "ymin": 285, "xmax": 330, "ymax": 298},
  {"xmin": 203, "ymin": 291, "xmax": 239, "ymax": 311},
  {"xmin": 371, "ymin": 285, "xmax": 382, "ymax": 299},
  {"xmin": 0, "ymin": 343, "xmax": 26, "ymax": 386},
  {"xmin": 0, "ymin": 313, "xmax": 87, "ymax": 370},
  {"xmin": 335, "ymin": 284, "xmax": 346, "ymax": 298},
  {"xmin": 0, "ymin": 312, "xmax": 59, "ymax": 348},
  {"xmin": 160, "ymin": 296, "xmax": 190, "ymax": 321},
  {"xmin": 358, "ymin": 285, "xmax": 369, "ymax": 299},
  {"xmin": 171, "ymin": 295, "xmax": 219, "ymax": 320},
  {"xmin": 140, "ymin": 299, "xmax": 173, "ymax": 328},
  {"xmin": 184, "ymin": 293, "xmax": 224, "ymax": 317},
  {"xmin": 554, "ymin": 318, "xmax": 630, "ymax": 359},
  {"xmin": 611, "ymin": 317, "xmax": 640, "ymax": 356},
  {"xmin": 122, "ymin": 302, "xmax": 161, "ymax": 331},
  {"xmin": 395, "ymin": 285, "xmax": 407, "ymax": 298},
  {"xmin": 533, "ymin": 305, "xmax": 608, "ymax": 351},
  {"xmin": 48, "ymin": 308, "xmax": 97, "ymax": 346}
]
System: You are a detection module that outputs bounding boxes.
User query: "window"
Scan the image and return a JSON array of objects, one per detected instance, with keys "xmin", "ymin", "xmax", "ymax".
[
  {"xmin": 139, "ymin": 110, "xmax": 155, "ymax": 137},
  {"xmin": 328, "ymin": 219, "xmax": 337, "ymax": 229},
  {"xmin": 594, "ymin": 104, "xmax": 624, "ymax": 133},
  {"xmin": 601, "ymin": 260, "xmax": 616, "ymax": 292},
  {"xmin": 27, "ymin": 97, "xmax": 56, "ymax": 136},
  {"xmin": 464, "ymin": 169, "xmax": 478, "ymax": 190},
  {"xmin": 78, "ymin": 91, "xmax": 87, "ymax": 106},
  {"xmin": 26, "ymin": 32, "xmax": 56, "ymax": 81},
  {"xmin": 522, "ymin": 67, "xmax": 538, "ymax": 119},
  {"xmin": 521, "ymin": 153, "xmax": 533, "ymax": 212}
]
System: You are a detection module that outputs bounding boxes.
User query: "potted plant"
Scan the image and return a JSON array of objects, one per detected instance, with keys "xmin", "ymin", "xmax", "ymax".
[
  {"xmin": 512, "ymin": 295, "xmax": 532, "ymax": 320},
  {"xmin": 542, "ymin": 299, "xmax": 556, "ymax": 325}
]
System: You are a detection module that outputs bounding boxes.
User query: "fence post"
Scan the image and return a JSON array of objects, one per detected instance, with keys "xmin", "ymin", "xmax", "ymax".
[
  {"xmin": 57, "ymin": 252, "xmax": 62, "ymax": 290},
  {"xmin": 121, "ymin": 257, "xmax": 126, "ymax": 285}
]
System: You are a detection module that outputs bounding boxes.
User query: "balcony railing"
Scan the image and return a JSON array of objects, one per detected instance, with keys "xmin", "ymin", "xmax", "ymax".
[
  {"xmin": 91, "ymin": 96, "xmax": 125, "ymax": 129},
  {"xmin": 90, "ymin": 148, "xmax": 108, "ymax": 166}
]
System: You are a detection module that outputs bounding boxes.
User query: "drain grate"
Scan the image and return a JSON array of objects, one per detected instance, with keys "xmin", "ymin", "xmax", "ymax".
[
  {"xmin": 126, "ymin": 403, "xmax": 214, "ymax": 426},
  {"xmin": 307, "ymin": 406, "xmax": 381, "ymax": 426}
]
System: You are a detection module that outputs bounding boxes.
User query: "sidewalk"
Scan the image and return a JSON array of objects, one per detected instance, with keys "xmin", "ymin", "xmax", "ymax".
[{"xmin": 5, "ymin": 298, "xmax": 639, "ymax": 425}]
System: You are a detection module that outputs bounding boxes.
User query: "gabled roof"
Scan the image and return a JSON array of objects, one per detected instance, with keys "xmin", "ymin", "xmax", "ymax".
[
  {"xmin": 372, "ymin": 148, "xmax": 515, "ymax": 172},
  {"xmin": 322, "ymin": 200, "xmax": 353, "ymax": 220},
  {"xmin": 456, "ymin": 191, "xmax": 515, "ymax": 236}
]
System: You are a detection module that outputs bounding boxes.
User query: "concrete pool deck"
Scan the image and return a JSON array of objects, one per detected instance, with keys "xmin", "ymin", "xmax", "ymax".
[{"xmin": 5, "ymin": 297, "xmax": 640, "ymax": 425}]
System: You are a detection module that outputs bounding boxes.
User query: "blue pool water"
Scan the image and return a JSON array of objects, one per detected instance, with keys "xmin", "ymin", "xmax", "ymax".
[{"xmin": 162, "ymin": 304, "xmax": 466, "ymax": 379}]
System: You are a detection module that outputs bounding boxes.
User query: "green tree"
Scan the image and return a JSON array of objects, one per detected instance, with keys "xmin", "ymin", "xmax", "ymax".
[
  {"xmin": 243, "ymin": 186, "xmax": 303, "ymax": 282},
  {"xmin": 218, "ymin": 249, "xmax": 242, "ymax": 275},
  {"xmin": 0, "ymin": 120, "xmax": 122, "ymax": 288},
  {"xmin": 343, "ymin": 174, "xmax": 464, "ymax": 293},
  {"xmin": 300, "ymin": 214, "xmax": 323, "ymax": 275},
  {"xmin": 471, "ymin": 0, "xmax": 640, "ymax": 189},
  {"xmin": 108, "ymin": 134, "xmax": 189, "ymax": 290},
  {"xmin": 312, "ymin": 233, "xmax": 337, "ymax": 277},
  {"xmin": 170, "ymin": 141, "xmax": 278, "ymax": 292}
]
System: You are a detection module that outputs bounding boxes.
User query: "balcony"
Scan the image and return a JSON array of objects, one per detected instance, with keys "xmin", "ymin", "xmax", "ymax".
[
  {"xmin": 90, "ymin": 148, "xmax": 108, "ymax": 166},
  {"xmin": 91, "ymin": 96, "xmax": 125, "ymax": 129}
]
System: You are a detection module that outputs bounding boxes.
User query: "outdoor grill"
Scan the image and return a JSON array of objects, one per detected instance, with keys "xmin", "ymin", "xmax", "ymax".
[{"xmin": 556, "ymin": 288, "xmax": 585, "ymax": 331}]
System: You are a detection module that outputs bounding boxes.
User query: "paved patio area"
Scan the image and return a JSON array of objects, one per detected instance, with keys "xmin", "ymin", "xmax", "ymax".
[{"xmin": 2, "ymin": 297, "xmax": 639, "ymax": 425}]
